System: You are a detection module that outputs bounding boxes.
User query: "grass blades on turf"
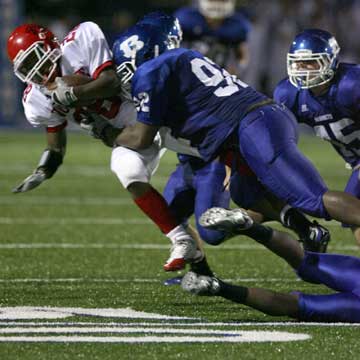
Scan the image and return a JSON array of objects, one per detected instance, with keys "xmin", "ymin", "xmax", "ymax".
[{"xmin": 0, "ymin": 130, "xmax": 359, "ymax": 360}]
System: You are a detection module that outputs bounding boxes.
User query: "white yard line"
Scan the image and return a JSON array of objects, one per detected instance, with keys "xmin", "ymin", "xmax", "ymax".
[
  {"xmin": 0, "ymin": 321, "xmax": 358, "ymax": 327},
  {"xmin": 0, "ymin": 196, "xmax": 133, "ymax": 206},
  {"xmin": 0, "ymin": 165, "xmax": 169, "ymax": 181},
  {"xmin": 0, "ymin": 215, "xmax": 344, "ymax": 229},
  {"xmin": 0, "ymin": 242, "xmax": 357, "ymax": 252},
  {"xmin": 0, "ymin": 277, "xmax": 302, "ymax": 283},
  {"xmin": 0, "ymin": 217, "xmax": 151, "ymax": 225}
]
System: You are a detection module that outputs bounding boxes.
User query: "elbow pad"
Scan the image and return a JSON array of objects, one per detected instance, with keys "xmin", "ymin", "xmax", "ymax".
[{"xmin": 37, "ymin": 149, "xmax": 63, "ymax": 178}]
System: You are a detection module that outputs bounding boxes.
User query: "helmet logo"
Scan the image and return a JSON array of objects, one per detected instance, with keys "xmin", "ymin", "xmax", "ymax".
[
  {"xmin": 328, "ymin": 37, "xmax": 340, "ymax": 55},
  {"xmin": 120, "ymin": 35, "xmax": 144, "ymax": 59}
]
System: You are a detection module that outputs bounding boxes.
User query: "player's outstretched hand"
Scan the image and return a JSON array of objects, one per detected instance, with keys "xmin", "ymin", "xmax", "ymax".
[
  {"xmin": 12, "ymin": 169, "xmax": 47, "ymax": 193},
  {"xmin": 51, "ymin": 77, "xmax": 78, "ymax": 107}
]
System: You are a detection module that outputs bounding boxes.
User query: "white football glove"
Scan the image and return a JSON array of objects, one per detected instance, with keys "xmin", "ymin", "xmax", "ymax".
[
  {"xmin": 12, "ymin": 169, "xmax": 47, "ymax": 193},
  {"xmin": 51, "ymin": 77, "xmax": 78, "ymax": 107}
]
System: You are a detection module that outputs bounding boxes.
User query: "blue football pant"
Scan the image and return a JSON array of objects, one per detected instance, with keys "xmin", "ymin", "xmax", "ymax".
[
  {"xmin": 296, "ymin": 252, "xmax": 360, "ymax": 322},
  {"xmin": 163, "ymin": 160, "xmax": 230, "ymax": 245},
  {"xmin": 238, "ymin": 104, "xmax": 329, "ymax": 218}
]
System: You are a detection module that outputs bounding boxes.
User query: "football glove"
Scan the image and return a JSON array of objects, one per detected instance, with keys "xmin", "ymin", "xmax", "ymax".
[
  {"xmin": 12, "ymin": 149, "xmax": 63, "ymax": 193},
  {"xmin": 12, "ymin": 169, "xmax": 47, "ymax": 193},
  {"xmin": 80, "ymin": 113, "xmax": 122, "ymax": 147},
  {"xmin": 51, "ymin": 77, "xmax": 78, "ymax": 107}
]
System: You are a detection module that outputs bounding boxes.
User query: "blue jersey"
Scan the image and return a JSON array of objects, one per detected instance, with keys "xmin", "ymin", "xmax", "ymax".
[
  {"xmin": 174, "ymin": 7, "xmax": 250, "ymax": 68},
  {"xmin": 132, "ymin": 48, "xmax": 267, "ymax": 162},
  {"xmin": 274, "ymin": 63, "xmax": 360, "ymax": 166}
]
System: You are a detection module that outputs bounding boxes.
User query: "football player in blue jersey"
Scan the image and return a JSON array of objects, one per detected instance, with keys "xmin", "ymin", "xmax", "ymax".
[
  {"xmin": 182, "ymin": 207, "xmax": 360, "ymax": 323},
  {"xmin": 139, "ymin": 12, "xmax": 330, "ymax": 257},
  {"xmin": 92, "ymin": 21, "xmax": 360, "ymax": 245},
  {"xmin": 274, "ymin": 29, "xmax": 360, "ymax": 244},
  {"xmin": 174, "ymin": 0, "xmax": 250, "ymax": 76}
]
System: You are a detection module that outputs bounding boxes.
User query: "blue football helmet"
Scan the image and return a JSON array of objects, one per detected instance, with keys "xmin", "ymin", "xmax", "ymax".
[
  {"xmin": 112, "ymin": 23, "xmax": 170, "ymax": 97},
  {"xmin": 140, "ymin": 11, "xmax": 183, "ymax": 50},
  {"xmin": 287, "ymin": 29, "xmax": 340, "ymax": 89}
]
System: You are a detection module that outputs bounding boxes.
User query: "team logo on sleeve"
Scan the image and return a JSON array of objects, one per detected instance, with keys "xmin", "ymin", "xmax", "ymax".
[
  {"xmin": 133, "ymin": 92, "xmax": 150, "ymax": 112},
  {"xmin": 120, "ymin": 35, "xmax": 144, "ymax": 58}
]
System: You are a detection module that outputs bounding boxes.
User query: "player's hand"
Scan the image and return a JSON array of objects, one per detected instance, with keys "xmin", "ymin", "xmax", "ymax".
[
  {"xmin": 51, "ymin": 77, "xmax": 78, "ymax": 107},
  {"xmin": 12, "ymin": 169, "xmax": 47, "ymax": 193},
  {"xmin": 79, "ymin": 113, "xmax": 108, "ymax": 139}
]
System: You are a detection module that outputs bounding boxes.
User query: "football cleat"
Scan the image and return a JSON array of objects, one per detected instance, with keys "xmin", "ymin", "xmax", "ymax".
[
  {"xmin": 181, "ymin": 271, "xmax": 220, "ymax": 296},
  {"xmin": 300, "ymin": 221, "xmax": 330, "ymax": 253},
  {"xmin": 199, "ymin": 207, "xmax": 253, "ymax": 233},
  {"xmin": 163, "ymin": 236, "xmax": 200, "ymax": 272}
]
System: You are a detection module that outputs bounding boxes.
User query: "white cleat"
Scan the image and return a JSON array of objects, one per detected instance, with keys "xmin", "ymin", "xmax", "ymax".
[
  {"xmin": 199, "ymin": 207, "xmax": 253, "ymax": 233},
  {"xmin": 181, "ymin": 271, "xmax": 220, "ymax": 296},
  {"xmin": 163, "ymin": 235, "xmax": 199, "ymax": 272}
]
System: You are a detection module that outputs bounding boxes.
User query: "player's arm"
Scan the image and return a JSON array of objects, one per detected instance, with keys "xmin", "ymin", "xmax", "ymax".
[
  {"xmin": 81, "ymin": 112, "xmax": 159, "ymax": 149},
  {"xmin": 51, "ymin": 67, "xmax": 121, "ymax": 107},
  {"xmin": 52, "ymin": 22, "xmax": 121, "ymax": 106},
  {"xmin": 74, "ymin": 67, "xmax": 121, "ymax": 101},
  {"xmin": 13, "ymin": 129, "xmax": 66, "ymax": 193},
  {"xmin": 114, "ymin": 122, "xmax": 159, "ymax": 150}
]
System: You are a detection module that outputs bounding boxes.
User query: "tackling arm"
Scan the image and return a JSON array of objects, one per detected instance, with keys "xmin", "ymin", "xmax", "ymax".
[
  {"xmin": 52, "ymin": 68, "xmax": 121, "ymax": 107},
  {"xmin": 114, "ymin": 122, "xmax": 159, "ymax": 150},
  {"xmin": 73, "ymin": 68, "xmax": 121, "ymax": 102},
  {"xmin": 13, "ymin": 129, "xmax": 66, "ymax": 193},
  {"xmin": 81, "ymin": 114, "xmax": 159, "ymax": 150}
]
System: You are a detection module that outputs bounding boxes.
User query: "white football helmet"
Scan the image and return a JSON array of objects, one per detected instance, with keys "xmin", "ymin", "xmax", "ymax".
[{"xmin": 198, "ymin": 0, "xmax": 236, "ymax": 19}]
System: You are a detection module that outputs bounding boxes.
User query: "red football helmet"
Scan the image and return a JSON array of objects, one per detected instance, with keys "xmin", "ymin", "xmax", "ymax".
[{"xmin": 7, "ymin": 24, "xmax": 61, "ymax": 84}]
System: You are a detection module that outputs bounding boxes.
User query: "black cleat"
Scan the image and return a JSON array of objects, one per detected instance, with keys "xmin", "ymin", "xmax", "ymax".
[{"xmin": 300, "ymin": 221, "xmax": 330, "ymax": 253}]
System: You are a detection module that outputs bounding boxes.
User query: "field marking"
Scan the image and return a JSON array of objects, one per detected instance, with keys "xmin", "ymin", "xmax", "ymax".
[
  {"xmin": 0, "ymin": 327, "xmax": 311, "ymax": 343},
  {"xmin": 0, "ymin": 332, "xmax": 310, "ymax": 343},
  {"xmin": 0, "ymin": 277, "xmax": 301, "ymax": 283},
  {"xmin": 0, "ymin": 321, "xmax": 359, "ymax": 327},
  {"xmin": 0, "ymin": 242, "xmax": 357, "ymax": 252},
  {"xmin": 0, "ymin": 164, "xmax": 170, "ymax": 181},
  {"xmin": 0, "ymin": 307, "xmax": 192, "ymax": 321},
  {"xmin": 0, "ymin": 217, "xmax": 151, "ymax": 225},
  {"xmin": 0, "ymin": 215, "xmax": 343, "ymax": 228},
  {"xmin": 0, "ymin": 326, "xmax": 303, "ymax": 335},
  {"xmin": 0, "ymin": 196, "xmax": 133, "ymax": 206}
]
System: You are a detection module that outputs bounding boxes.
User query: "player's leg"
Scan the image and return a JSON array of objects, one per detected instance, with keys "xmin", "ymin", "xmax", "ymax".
[
  {"xmin": 110, "ymin": 146, "xmax": 198, "ymax": 271},
  {"xmin": 227, "ymin": 171, "xmax": 330, "ymax": 252},
  {"xmin": 162, "ymin": 162, "xmax": 195, "ymax": 226},
  {"xmin": 239, "ymin": 104, "xmax": 360, "ymax": 226},
  {"xmin": 181, "ymin": 271, "xmax": 360, "ymax": 322},
  {"xmin": 202, "ymin": 204, "xmax": 360, "ymax": 292},
  {"xmin": 255, "ymin": 228, "xmax": 360, "ymax": 292},
  {"xmin": 297, "ymin": 292, "xmax": 360, "ymax": 322},
  {"xmin": 193, "ymin": 160, "xmax": 230, "ymax": 246},
  {"xmin": 163, "ymin": 161, "xmax": 214, "ymax": 276},
  {"xmin": 181, "ymin": 271, "xmax": 299, "ymax": 317},
  {"xmin": 297, "ymin": 251, "xmax": 360, "ymax": 292},
  {"xmin": 341, "ymin": 164, "xmax": 360, "ymax": 244},
  {"xmin": 201, "ymin": 208, "xmax": 304, "ymax": 269}
]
